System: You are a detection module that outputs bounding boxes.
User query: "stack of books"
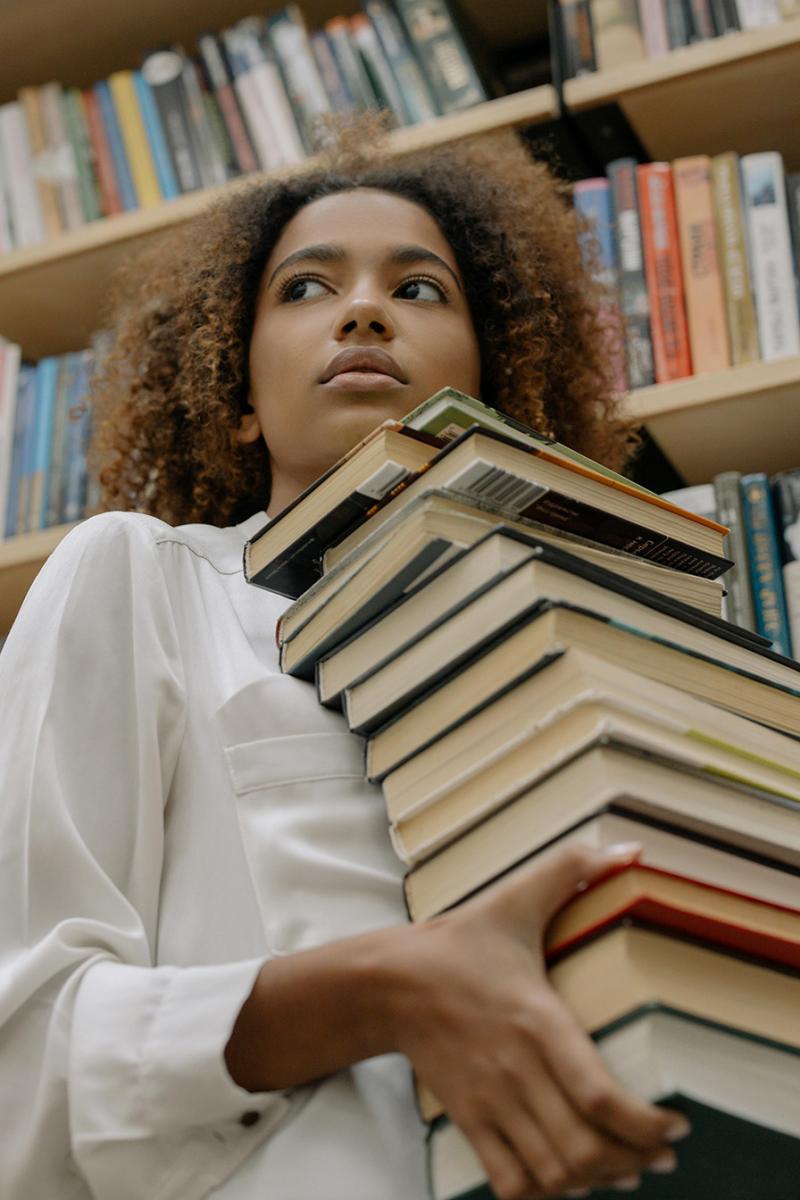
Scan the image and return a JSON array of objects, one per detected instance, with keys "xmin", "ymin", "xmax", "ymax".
[{"xmin": 245, "ymin": 388, "xmax": 800, "ymax": 1199}]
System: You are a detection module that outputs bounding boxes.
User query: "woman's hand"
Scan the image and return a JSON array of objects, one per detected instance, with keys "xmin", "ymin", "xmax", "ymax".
[{"xmin": 383, "ymin": 841, "xmax": 690, "ymax": 1199}]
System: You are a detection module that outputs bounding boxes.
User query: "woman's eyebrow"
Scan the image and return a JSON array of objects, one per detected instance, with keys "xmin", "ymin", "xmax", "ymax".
[{"xmin": 267, "ymin": 242, "xmax": 463, "ymax": 292}]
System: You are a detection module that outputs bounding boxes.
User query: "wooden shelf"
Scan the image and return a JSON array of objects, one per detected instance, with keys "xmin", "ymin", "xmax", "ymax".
[
  {"xmin": 0, "ymin": 523, "xmax": 76, "ymax": 636},
  {"xmin": 623, "ymin": 356, "xmax": 800, "ymax": 484},
  {"xmin": 0, "ymin": 84, "xmax": 558, "ymax": 359},
  {"xmin": 564, "ymin": 21, "xmax": 800, "ymax": 172}
]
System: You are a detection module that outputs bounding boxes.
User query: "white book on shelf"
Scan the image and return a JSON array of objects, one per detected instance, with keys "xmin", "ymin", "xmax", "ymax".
[
  {"xmin": 734, "ymin": 0, "xmax": 781, "ymax": 25},
  {"xmin": 0, "ymin": 340, "xmax": 22, "ymax": 539},
  {"xmin": 39, "ymin": 82, "xmax": 85, "ymax": 231},
  {"xmin": 0, "ymin": 102, "xmax": 44, "ymax": 247},
  {"xmin": 740, "ymin": 152, "xmax": 800, "ymax": 361}
]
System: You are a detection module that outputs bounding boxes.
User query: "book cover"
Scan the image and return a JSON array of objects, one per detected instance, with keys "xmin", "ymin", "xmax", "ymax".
[
  {"xmin": 740, "ymin": 152, "xmax": 800, "ymax": 360},
  {"xmin": 108, "ymin": 71, "xmax": 163, "ymax": 207},
  {"xmin": 713, "ymin": 471, "xmax": 756, "ymax": 631},
  {"xmin": 741, "ymin": 473, "xmax": 792, "ymax": 658},
  {"xmin": 364, "ymin": 0, "xmax": 440, "ymax": 122},
  {"xmin": 80, "ymin": 87, "xmax": 123, "ymax": 216},
  {"xmin": 673, "ymin": 156, "xmax": 730, "ymax": 374},
  {"xmin": 606, "ymin": 158, "xmax": 656, "ymax": 389},
  {"xmin": 132, "ymin": 70, "xmax": 180, "ymax": 200},
  {"xmin": 637, "ymin": 162, "xmax": 693, "ymax": 382},
  {"xmin": 197, "ymin": 33, "xmax": 259, "ymax": 175},
  {"xmin": 62, "ymin": 87, "xmax": 103, "ymax": 222},
  {"xmin": 572, "ymin": 178, "xmax": 629, "ymax": 393},
  {"xmin": 94, "ymin": 80, "xmax": 138, "ymax": 211},
  {"xmin": 710, "ymin": 152, "xmax": 760, "ymax": 366},
  {"xmin": 141, "ymin": 48, "xmax": 202, "ymax": 193},
  {"xmin": 392, "ymin": 0, "xmax": 488, "ymax": 113},
  {"xmin": 349, "ymin": 13, "xmax": 411, "ymax": 124}
]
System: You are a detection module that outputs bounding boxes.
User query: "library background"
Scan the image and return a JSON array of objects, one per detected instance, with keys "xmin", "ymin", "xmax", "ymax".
[{"xmin": 1, "ymin": 0, "xmax": 799, "ymax": 1196}]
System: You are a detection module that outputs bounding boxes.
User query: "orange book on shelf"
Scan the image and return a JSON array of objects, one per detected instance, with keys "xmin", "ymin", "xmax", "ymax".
[
  {"xmin": 637, "ymin": 162, "xmax": 693, "ymax": 383},
  {"xmin": 673, "ymin": 155, "xmax": 731, "ymax": 375}
]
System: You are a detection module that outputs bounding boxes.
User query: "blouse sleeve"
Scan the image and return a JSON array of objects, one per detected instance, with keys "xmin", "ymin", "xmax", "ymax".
[{"xmin": 0, "ymin": 514, "xmax": 292, "ymax": 1200}]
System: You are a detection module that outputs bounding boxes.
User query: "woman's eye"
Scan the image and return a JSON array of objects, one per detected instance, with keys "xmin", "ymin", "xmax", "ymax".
[
  {"xmin": 281, "ymin": 276, "xmax": 329, "ymax": 302},
  {"xmin": 396, "ymin": 277, "xmax": 447, "ymax": 303}
]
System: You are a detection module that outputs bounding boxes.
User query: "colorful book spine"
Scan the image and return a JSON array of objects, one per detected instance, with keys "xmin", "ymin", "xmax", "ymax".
[
  {"xmin": 673, "ymin": 155, "xmax": 731, "ymax": 374},
  {"xmin": 741, "ymin": 472, "xmax": 792, "ymax": 658},
  {"xmin": 364, "ymin": 0, "xmax": 440, "ymax": 122},
  {"xmin": 740, "ymin": 152, "xmax": 800, "ymax": 360},
  {"xmin": 18, "ymin": 86, "xmax": 63, "ymax": 237},
  {"xmin": 197, "ymin": 33, "xmax": 259, "ymax": 175},
  {"xmin": 61, "ymin": 351, "xmax": 93, "ymax": 524},
  {"xmin": 94, "ymin": 81, "xmax": 138, "ymax": 211},
  {"xmin": 39, "ymin": 83, "xmax": 84, "ymax": 230},
  {"xmin": 710, "ymin": 152, "xmax": 760, "ymax": 366},
  {"xmin": 637, "ymin": 162, "xmax": 693, "ymax": 383},
  {"xmin": 392, "ymin": 0, "xmax": 487, "ymax": 112},
  {"xmin": 132, "ymin": 71, "xmax": 179, "ymax": 200},
  {"xmin": 81, "ymin": 87, "xmax": 124, "ymax": 216},
  {"xmin": 607, "ymin": 157, "xmax": 656, "ymax": 389},
  {"xmin": 713, "ymin": 470, "xmax": 756, "ymax": 631},
  {"xmin": 350, "ymin": 13, "xmax": 411, "ymax": 124},
  {"xmin": 107, "ymin": 71, "xmax": 163, "ymax": 207},
  {"xmin": 45, "ymin": 353, "xmax": 81, "ymax": 528},
  {"xmin": 5, "ymin": 364, "xmax": 35, "ymax": 537},
  {"xmin": 310, "ymin": 30, "xmax": 356, "ymax": 112},
  {"xmin": 140, "ymin": 49, "xmax": 202, "ymax": 194},
  {"xmin": 325, "ymin": 16, "xmax": 381, "ymax": 110},
  {"xmin": 572, "ymin": 178, "xmax": 628, "ymax": 393},
  {"xmin": 62, "ymin": 87, "xmax": 103, "ymax": 222},
  {"xmin": 29, "ymin": 357, "xmax": 59, "ymax": 531}
]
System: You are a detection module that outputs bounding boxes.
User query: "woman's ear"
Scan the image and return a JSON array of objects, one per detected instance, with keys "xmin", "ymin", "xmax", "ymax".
[{"xmin": 236, "ymin": 403, "xmax": 262, "ymax": 445}]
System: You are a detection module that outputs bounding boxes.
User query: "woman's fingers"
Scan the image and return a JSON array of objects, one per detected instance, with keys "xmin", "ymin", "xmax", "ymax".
[{"xmin": 458, "ymin": 1121, "xmax": 544, "ymax": 1200}]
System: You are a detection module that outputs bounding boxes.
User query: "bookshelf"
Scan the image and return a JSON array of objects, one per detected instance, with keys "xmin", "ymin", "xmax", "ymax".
[{"xmin": 0, "ymin": 2, "xmax": 798, "ymax": 635}]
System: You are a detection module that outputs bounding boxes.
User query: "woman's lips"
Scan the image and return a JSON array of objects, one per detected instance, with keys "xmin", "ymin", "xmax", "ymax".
[{"xmin": 321, "ymin": 370, "xmax": 405, "ymax": 390}]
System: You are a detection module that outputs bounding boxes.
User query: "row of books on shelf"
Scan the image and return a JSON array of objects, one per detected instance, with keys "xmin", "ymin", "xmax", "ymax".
[
  {"xmin": 558, "ymin": 0, "xmax": 799, "ymax": 79},
  {"xmin": 243, "ymin": 386, "xmax": 800, "ymax": 1198},
  {"xmin": 574, "ymin": 151, "xmax": 800, "ymax": 390},
  {"xmin": 0, "ymin": 338, "xmax": 100, "ymax": 539},
  {"xmin": 665, "ymin": 471, "xmax": 800, "ymax": 660},
  {"xmin": 0, "ymin": 1, "xmax": 487, "ymax": 251}
]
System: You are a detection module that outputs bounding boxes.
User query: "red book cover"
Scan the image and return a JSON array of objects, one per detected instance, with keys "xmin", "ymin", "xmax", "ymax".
[
  {"xmin": 81, "ymin": 87, "xmax": 123, "ymax": 216},
  {"xmin": 637, "ymin": 163, "xmax": 693, "ymax": 383}
]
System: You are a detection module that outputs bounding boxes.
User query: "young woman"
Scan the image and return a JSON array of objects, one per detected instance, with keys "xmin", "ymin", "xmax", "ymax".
[{"xmin": 0, "ymin": 126, "xmax": 688, "ymax": 1200}]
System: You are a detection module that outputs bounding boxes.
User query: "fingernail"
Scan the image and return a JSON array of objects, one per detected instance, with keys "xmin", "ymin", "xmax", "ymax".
[
  {"xmin": 649, "ymin": 1151, "xmax": 677, "ymax": 1174},
  {"xmin": 611, "ymin": 1175, "xmax": 641, "ymax": 1192},
  {"xmin": 666, "ymin": 1117, "xmax": 692, "ymax": 1142}
]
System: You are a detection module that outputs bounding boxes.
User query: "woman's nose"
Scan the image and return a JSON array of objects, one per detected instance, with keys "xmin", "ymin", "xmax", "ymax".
[{"xmin": 335, "ymin": 296, "xmax": 395, "ymax": 340}]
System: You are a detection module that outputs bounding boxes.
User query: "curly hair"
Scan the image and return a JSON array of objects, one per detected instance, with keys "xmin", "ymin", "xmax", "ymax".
[{"xmin": 90, "ymin": 117, "xmax": 635, "ymax": 527}]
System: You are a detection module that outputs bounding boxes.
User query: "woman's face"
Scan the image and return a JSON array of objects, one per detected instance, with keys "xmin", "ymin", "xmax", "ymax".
[{"xmin": 240, "ymin": 188, "xmax": 482, "ymax": 516}]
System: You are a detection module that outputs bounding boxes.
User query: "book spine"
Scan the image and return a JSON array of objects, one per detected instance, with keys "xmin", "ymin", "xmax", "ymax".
[
  {"xmin": 637, "ymin": 0, "xmax": 671, "ymax": 55},
  {"xmin": 592, "ymin": 0, "xmax": 646, "ymax": 72},
  {"xmin": 713, "ymin": 471, "xmax": 756, "ymax": 631},
  {"xmin": 30, "ymin": 357, "xmax": 59, "ymax": 531},
  {"xmin": 785, "ymin": 172, "xmax": 800, "ymax": 319},
  {"xmin": 607, "ymin": 157, "xmax": 656, "ymax": 388},
  {"xmin": 266, "ymin": 7, "xmax": 332, "ymax": 153},
  {"xmin": 637, "ymin": 162, "xmax": 693, "ymax": 383},
  {"xmin": 44, "ymin": 354, "xmax": 74, "ymax": 528},
  {"xmin": 0, "ymin": 342, "xmax": 21, "ymax": 537},
  {"xmin": 0, "ymin": 146, "xmax": 14, "ymax": 250},
  {"xmin": 61, "ymin": 352, "xmax": 93, "ymax": 524},
  {"xmin": 39, "ymin": 83, "xmax": 85, "ymax": 230},
  {"xmin": 197, "ymin": 33, "xmax": 260, "ymax": 175},
  {"xmin": 108, "ymin": 71, "xmax": 163, "ymax": 207},
  {"xmin": 734, "ymin": 0, "xmax": 781, "ymax": 25},
  {"xmin": 0, "ymin": 102, "xmax": 45, "ymax": 245},
  {"xmin": 710, "ymin": 153, "xmax": 760, "ymax": 366},
  {"xmin": 392, "ymin": 0, "xmax": 488, "ymax": 113},
  {"xmin": 193, "ymin": 58, "xmax": 240, "ymax": 183},
  {"xmin": 572, "ymin": 178, "xmax": 628, "ymax": 392},
  {"xmin": 220, "ymin": 26, "xmax": 283, "ymax": 170},
  {"xmin": 6, "ymin": 365, "xmax": 35, "ymax": 537},
  {"xmin": 132, "ymin": 71, "xmax": 180, "ymax": 200},
  {"xmin": 63, "ymin": 87, "xmax": 103, "ymax": 222},
  {"xmin": 741, "ymin": 473, "xmax": 792, "ymax": 657},
  {"xmin": 673, "ymin": 155, "xmax": 731, "ymax": 374},
  {"xmin": 663, "ymin": 0, "xmax": 691, "ymax": 45},
  {"xmin": 771, "ymin": 471, "xmax": 800, "ymax": 566},
  {"xmin": 363, "ymin": 0, "xmax": 441, "ymax": 121},
  {"xmin": 17, "ymin": 86, "xmax": 63, "ymax": 237},
  {"xmin": 310, "ymin": 31, "xmax": 356, "ymax": 112},
  {"xmin": 80, "ymin": 88, "xmax": 123, "ymax": 216},
  {"xmin": 740, "ymin": 152, "xmax": 800, "ymax": 361},
  {"xmin": 140, "ymin": 50, "xmax": 202, "ymax": 193},
  {"xmin": 179, "ymin": 54, "xmax": 228, "ymax": 189},
  {"xmin": 325, "ymin": 17, "xmax": 381, "ymax": 110},
  {"xmin": 557, "ymin": 0, "xmax": 597, "ymax": 76},
  {"xmin": 349, "ymin": 13, "xmax": 411, "ymax": 124},
  {"xmin": 94, "ymin": 81, "xmax": 138, "ymax": 211},
  {"xmin": 687, "ymin": 0, "xmax": 718, "ymax": 37}
]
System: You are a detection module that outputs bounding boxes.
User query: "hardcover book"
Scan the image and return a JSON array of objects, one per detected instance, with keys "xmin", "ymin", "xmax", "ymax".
[
  {"xmin": 741, "ymin": 472, "xmax": 792, "ymax": 658},
  {"xmin": 637, "ymin": 162, "xmax": 693, "ymax": 382},
  {"xmin": 673, "ymin": 155, "xmax": 730, "ymax": 374},
  {"xmin": 606, "ymin": 158, "xmax": 656, "ymax": 388},
  {"xmin": 740, "ymin": 152, "xmax": 800, "ymax": 360},
  {"xmin": 710, "ymin": 152, "xmax": 760, "ymax": 366}
]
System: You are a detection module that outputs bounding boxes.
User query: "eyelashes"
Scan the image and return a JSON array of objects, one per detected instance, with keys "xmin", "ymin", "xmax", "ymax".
[{"xmin": 275, "ymin": 271, "xmax": 451, "ymax": 304}]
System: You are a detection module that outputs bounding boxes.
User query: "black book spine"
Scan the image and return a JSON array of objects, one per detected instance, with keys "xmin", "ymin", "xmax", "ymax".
[
  {"xmin": 391, "ymin": 0, "xmax": 488, "ymax": 113},
  {"xmin": 141, "ymin": 48, "xmax": 203, "ymax": 192}
]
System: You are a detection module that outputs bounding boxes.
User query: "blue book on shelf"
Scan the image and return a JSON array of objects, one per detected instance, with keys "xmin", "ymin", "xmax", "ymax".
[
  {"xmin": 94, "ymin": 80, "xmax": 138, "ymax": 211},
  {"xmin": 31, "ymin": 356, "xmax": 59, "ymax": 531},
  {"xmin": 133, "ymin": 70, "xmax": 179, "ymax": 200},
  {"xmin": 4, "ymin": 364, "xmax": 35, "ymax": 538},
  {"xmin": 61, "ymin": 350, "xmax": 93, "ymax": 524},
  {"xmin": 741, "ymin": 472, "xmax": 792, "ymax": 658}
]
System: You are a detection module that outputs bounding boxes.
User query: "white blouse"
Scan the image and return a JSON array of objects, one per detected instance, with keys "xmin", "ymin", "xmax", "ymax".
[{"xmin": 0, "ymin": 510, "xmax": 428, "ymax": 1200}]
